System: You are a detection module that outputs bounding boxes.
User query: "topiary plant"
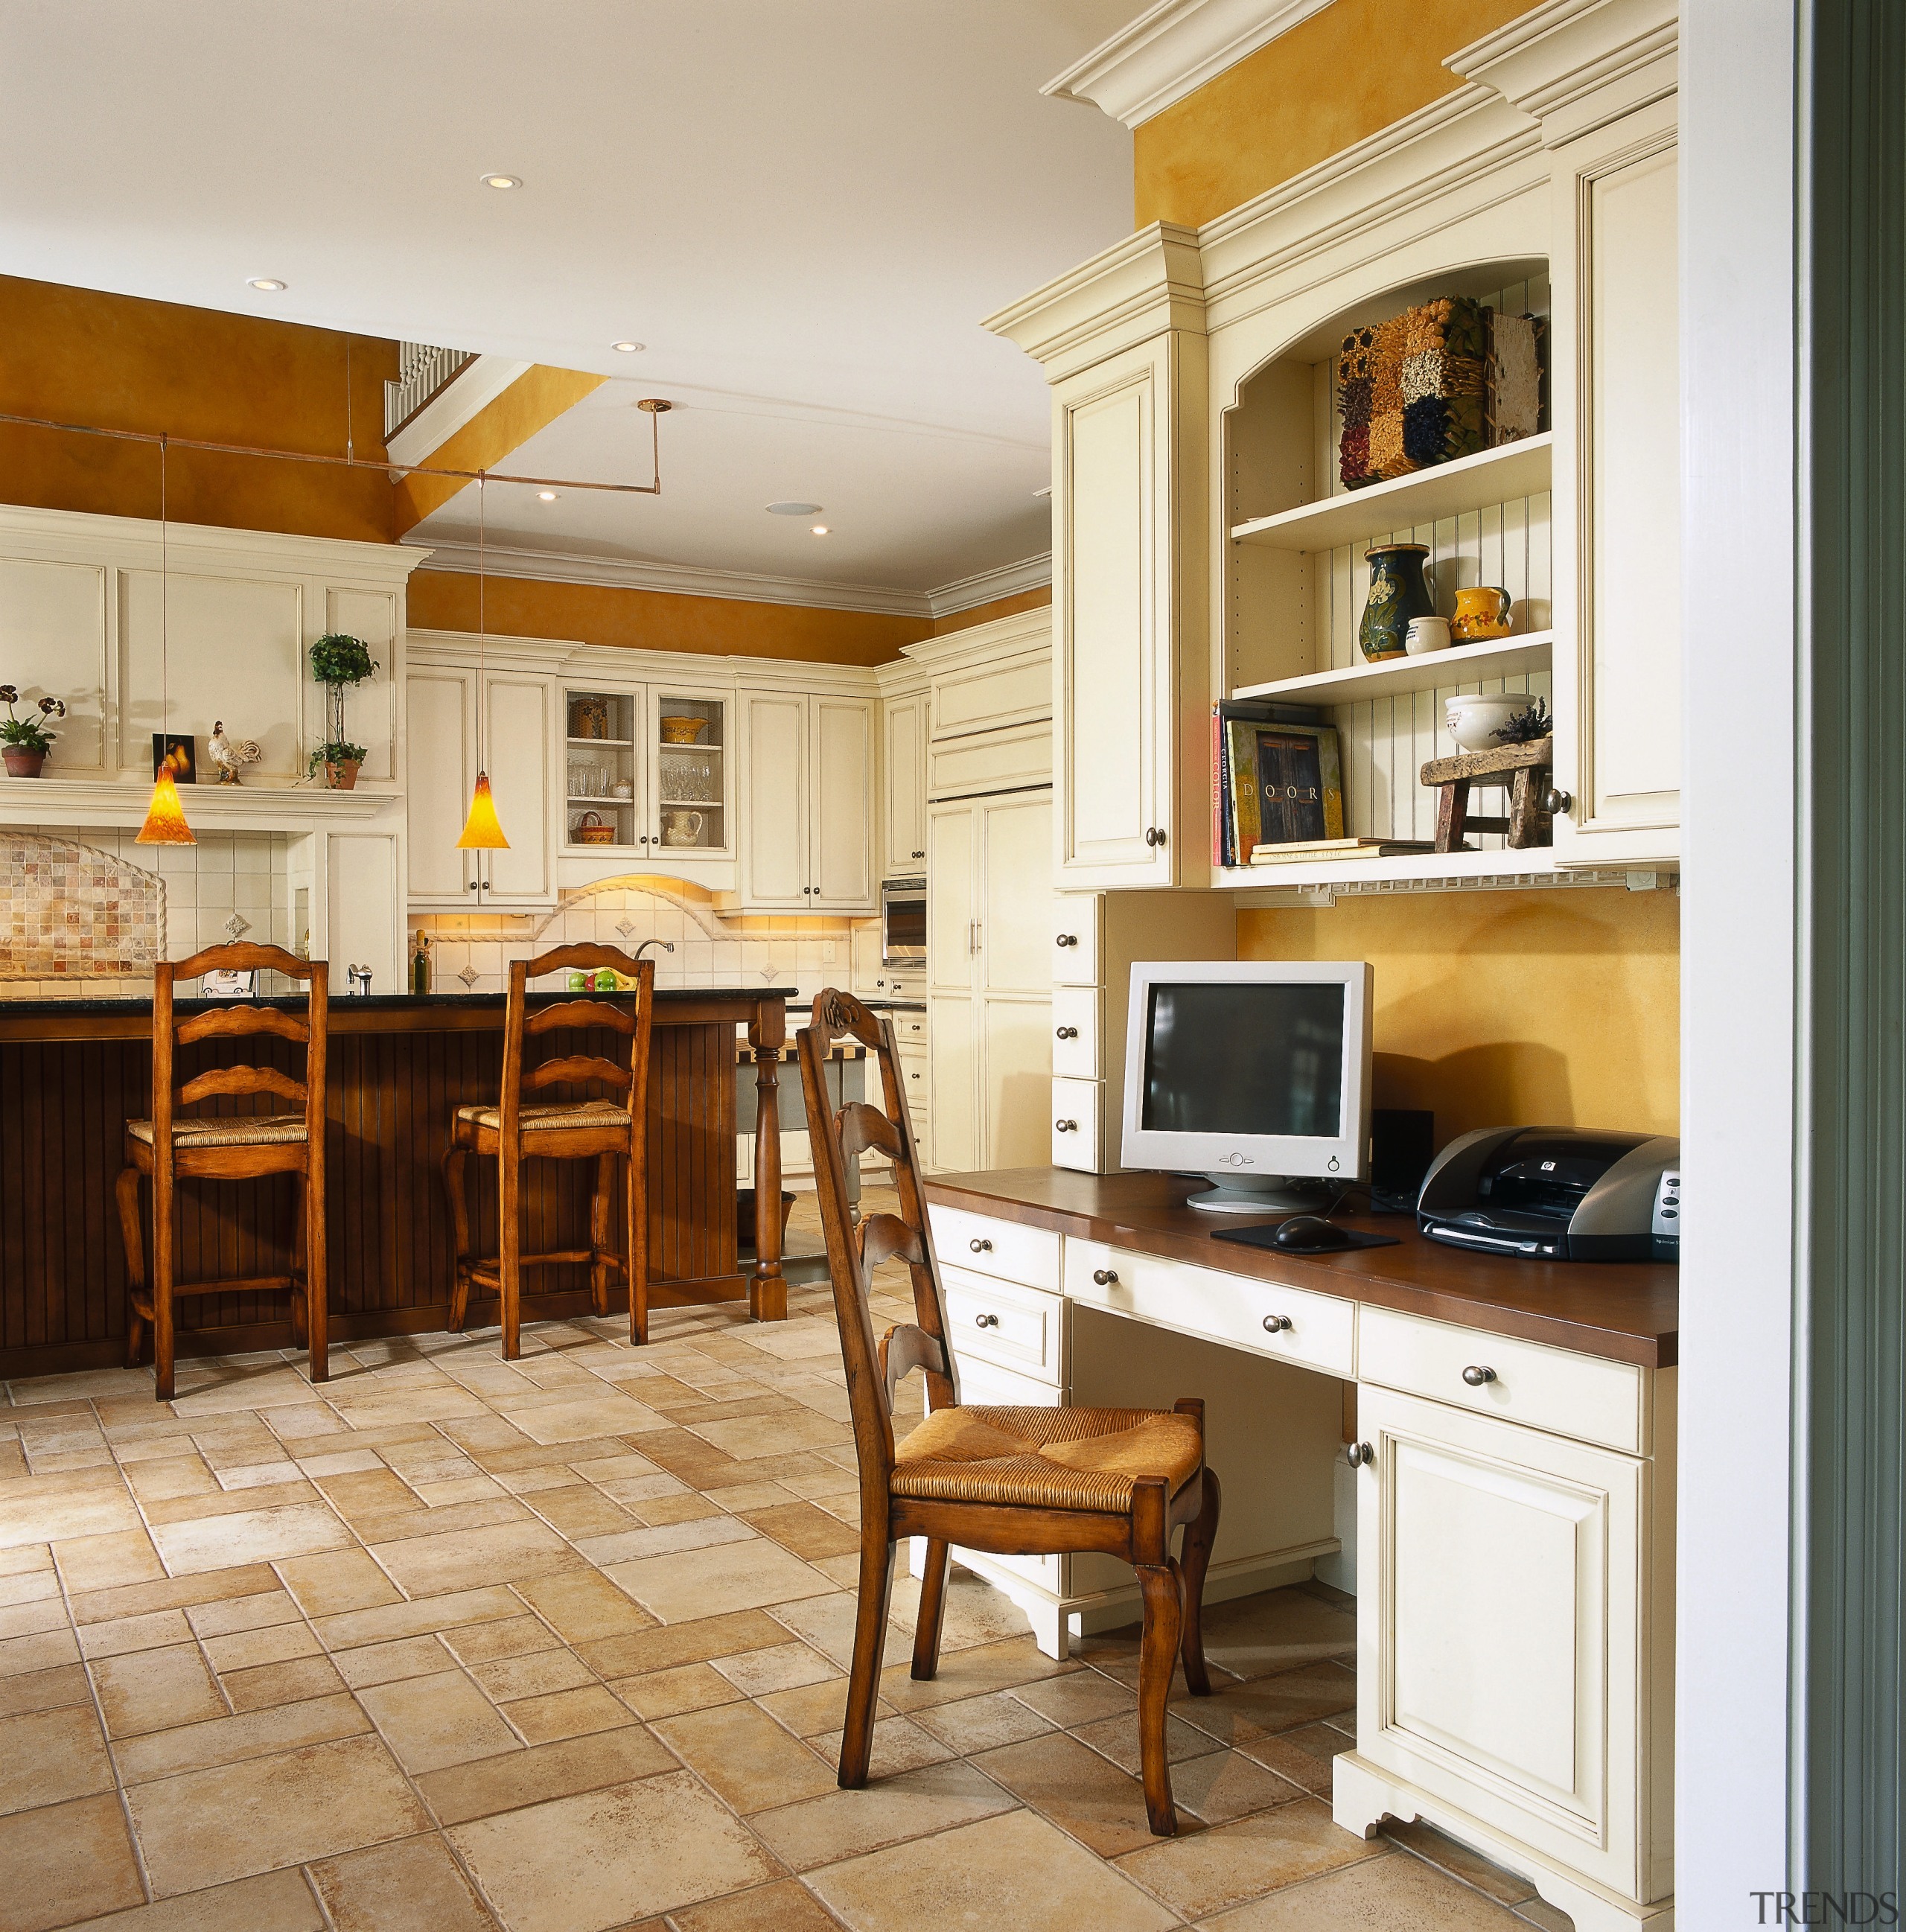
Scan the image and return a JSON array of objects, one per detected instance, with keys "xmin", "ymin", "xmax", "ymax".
[{"xmin": 309, "ymin": 635, "xmax": 379, "ymax": 772}]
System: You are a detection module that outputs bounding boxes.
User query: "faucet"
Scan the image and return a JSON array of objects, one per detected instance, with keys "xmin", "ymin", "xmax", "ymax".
[
  {"xmin": 633, "ymin": 940, "xmax": 675, "ymax": 960},
  {"xmin": 347, "ymin": 963, "xmax": 373, "ymax": 996}
]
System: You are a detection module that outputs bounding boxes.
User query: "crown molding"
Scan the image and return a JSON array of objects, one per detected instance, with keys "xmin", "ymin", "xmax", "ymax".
[
  {"xmin": 1448, "ymin": 0, "xmax": 1677, "ymax": 148},
  {"xmin": 925, "ymin": 552, "xmax": 1051, "ymax": 616},
  {"xmin": 985, "ymin": 221, "xmax": 1206, "ymax": 376},
  {"xmin": 897, "ymin": 604, "xmax": 1052, "ymax": 673},
  {"xmin": 384, "ymin": 355, "xmax": 534, "ymax": 468},
  {"xmin": 1042, "ymin": 0, "xmax": 1333, "ymax": 130}
]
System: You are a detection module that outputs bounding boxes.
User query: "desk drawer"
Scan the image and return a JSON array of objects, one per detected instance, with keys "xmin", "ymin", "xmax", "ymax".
[
  {"xmin": 941, "ymin": 1265, "xmax": 1062, "ymax": 1386},
  {"xmin": 1051, "ymin": 986, "xmax": 1099, "ymax": 1080},
  {"xmin": 1051, "ymin": 1077, "xmax": 1104, "ymax": 1171},
  {"xmin": 1063, "ymin": 1238, "xmax": 1355, "ymax": 1380},
  {"xmin": 927, "ymin": 1204, "xmax": 1061, "ymax": 1293},
  {"xmin": 1357, "ymin": 1305, "xmax": 1648, "ymax": 1456},
  {"xmin": 1051, "ymin": 897, "xmax": 1100, "ymax": 985}
]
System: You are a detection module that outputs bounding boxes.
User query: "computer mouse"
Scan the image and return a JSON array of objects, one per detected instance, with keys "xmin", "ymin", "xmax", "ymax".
[{"xmin": 1272, "ymin": 1215, "xmax": 1354, "ymax": 1253}]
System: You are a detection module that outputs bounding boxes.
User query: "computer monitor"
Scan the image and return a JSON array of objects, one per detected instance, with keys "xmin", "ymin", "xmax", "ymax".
[{"xmin": 1121, "ymin": 961, "xmax": 1374, "ymax": 1213}]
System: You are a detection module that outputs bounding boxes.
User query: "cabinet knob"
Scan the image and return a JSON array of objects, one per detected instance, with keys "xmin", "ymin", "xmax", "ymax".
[
  {"xmin": 1056, "ymin": 1026, "xmax": 1078, "ymax": 1039},
  {"xmin": 1144, "ymin": 826, "xmax": 1167, "ymax": 847},
  {"xmin": 1542, "ymin": 786, "xmax": 1573, "ymax": 817},
  {"xmin": 1055, "ymin": 934, "xmax": 1077, "ymax": 948},
  {"xmin": 969, "ymin": 1238, "xmax": 992, "ymax": 1254},
  {"xmin": 468, "ymin": 881, "xmax": 479, "ymax": 891},
  {"xmin": 1462, "ymin": 1365, "xmax": 1497, "ymax": 1386},
  {"xmin": 1261, "ymin": 1314, "xmax": 1292, "ymax": 1334},
  {"xmin": 1346, "ymin": 1441, "xmax": 1374, "ymax": 1468},
  {"xmin": 1054, "ymin": 1118, "xmax": 1077, "ymax": 1132},
  {"xmin": 1091, "ymin": 1267, "xmax": 1118, "ymax": 1286},
  {"xmin": 912, "ymin": 849, "xmax": 924, "ymax": 858},
  {"xmin": 974, "ymin": 1312, "xmax": 999, "ymax": 1329}
]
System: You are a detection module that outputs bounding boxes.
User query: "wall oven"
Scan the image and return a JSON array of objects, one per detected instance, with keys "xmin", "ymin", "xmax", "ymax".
[{"xmin": 880, "ymin": 876, "xmax": 926, "ymax": 968}]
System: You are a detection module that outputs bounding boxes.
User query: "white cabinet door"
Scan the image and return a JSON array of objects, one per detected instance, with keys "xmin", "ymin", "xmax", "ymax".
[
  {"xmin": 1357, "ymin": 1383, "xmax": 1649, "ymax": 1897},
  {"xmin": 809, "ymin": 695, "xmax": 875, "ymax": 909},
  {"xmin": 479, "ymin": 672, "xmax": 555, "ymax": 905},
  {"xmin": 926, "ymin": 995, "xmax": 978, "ymax": 1174},
  {"xmin": 646, "ymin": 683, "xmax": 733, "ymax": 859},
  {"xmin": 927, "ymin": 800, "xmax": 978, "ymax": 997},
  {"xmin": 883, "ymin": 692, "xmax": 928, "ymax": 873},
  {"xmin": 979, "ymin": 792, "xmax": 1054, "ymax": 994},
  {"xmin": 1054, "ymin": 333, "xmax": 1204, "ymax": 888},
  {"xmin": 406, "ymin": 667, "xmax": 476, "ymax": 905},
  {"xmin": 739, "ymin": 690, "xmax": 809, "ymax": 908}
]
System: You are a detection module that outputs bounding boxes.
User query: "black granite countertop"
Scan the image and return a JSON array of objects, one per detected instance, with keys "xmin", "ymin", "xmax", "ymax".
[{"xmin": 0, "ymin": 988, "xmax": 798, "ymax": 1018}]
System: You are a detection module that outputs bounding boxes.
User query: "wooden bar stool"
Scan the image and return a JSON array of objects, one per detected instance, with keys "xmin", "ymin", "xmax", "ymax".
[
  {"xmin": 442, "ymin": 946, "xmax": 654, "ymax": 1358},
  {"xmin": 116, "ymin": 943, "xmax": 328, "ymax": 1403},
  {"xmin": 797, "ymin": 988, "xmax": 1222, "ymax": 1835}
]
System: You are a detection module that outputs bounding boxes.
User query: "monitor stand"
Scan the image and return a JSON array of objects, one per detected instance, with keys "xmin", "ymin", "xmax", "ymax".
[{"xmin": 1185, "ymin": 1174, "xmax": 1333, "ymax": 1215}]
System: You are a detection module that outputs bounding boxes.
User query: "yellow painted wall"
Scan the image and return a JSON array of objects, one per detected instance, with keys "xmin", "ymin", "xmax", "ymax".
[
  {"xmin": 1237, "ymin": 888, "xmax": 1680, "ymax": 1146},
  {"xmin": 1135, "ymin": 0, "xmax": 1545, "ymax": 229},
  {"xmin": 0, "ymin": 274, "xmax": 399, "ymax": 543},
  {"xmin": 930, "ymin": 586, "xmax": 1051, "ymax": 636}
]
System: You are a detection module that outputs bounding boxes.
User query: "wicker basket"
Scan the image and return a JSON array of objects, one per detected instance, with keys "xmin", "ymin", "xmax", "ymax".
[{"xmin": 571, "ymin": 811, "xmax": 616, "ymax": 846}]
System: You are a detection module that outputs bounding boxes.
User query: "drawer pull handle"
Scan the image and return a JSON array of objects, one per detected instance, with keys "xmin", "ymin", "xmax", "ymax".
[
  {"xmin": 1056, "ymin": 1026, "xmax": 1078, "ymax": 1039},
  {"xmin": 1054, "ymin": 1118, "xmax": 1077, "ymax": 1132},
  {"xmin": 1346, "ymin": 1441, "xmax": 1374, "ymax": 1467},
  {"xmin": 1091, "ymin": 1268, "xmax": 1118, "ymax": 1286},
  {"xmin": 1261, "ymin": 1315, "xmax": 1292, "ymax": 1334},
  {"xmin": 969, "ymin": 1238, "xmax": 992, "ymax": 1254},
  {"xmin": 1055, "ymin": 933, "xmax": 1078, "ymax": 947},
  {"xmin": 1462, "ymin": 1365, "xmax": 1497, "ymax": 1386},
  {"xmin": 974, "ymin": 1313, "xmax": 999, "ymax": 1329}
]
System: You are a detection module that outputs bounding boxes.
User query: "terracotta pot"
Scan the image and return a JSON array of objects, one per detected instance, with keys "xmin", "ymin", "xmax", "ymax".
[
  {"xmin": 324, "ymin": 759, "xmax": 362, "ymax": 791},
  {"xmin": 2, "ymin": 748, "xmax": 45, "ymax": 778}
]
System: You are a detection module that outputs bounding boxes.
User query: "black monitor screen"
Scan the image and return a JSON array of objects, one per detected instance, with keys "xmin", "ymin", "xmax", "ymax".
[{"xmin": 1141, "ymin": 981, "xmax": 1346, "ymax": 1139}]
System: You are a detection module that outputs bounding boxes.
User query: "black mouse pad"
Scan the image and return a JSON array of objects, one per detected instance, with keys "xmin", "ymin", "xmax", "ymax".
[{"xmin": 1210, "ymin": 1222, "xmax": 1403, "ymax": 1255}]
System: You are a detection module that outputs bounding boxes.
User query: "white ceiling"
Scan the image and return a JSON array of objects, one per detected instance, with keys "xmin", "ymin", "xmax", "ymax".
[{"xmin": 0, "ymin": 0, "xmax": 1139, "ymax": 601}]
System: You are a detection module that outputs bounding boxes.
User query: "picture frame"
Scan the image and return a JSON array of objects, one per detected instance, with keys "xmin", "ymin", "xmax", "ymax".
[
  {"xmin": 200, "ymin": 968, "xmax": 257, "ymax": 998},
  {"xmin": 1225, "ymin": 719, "xmax": 1345, "ymax": 861},
  {"xmin": 151, "ymin": 733, "xmax": 197, "ymax": 784}
]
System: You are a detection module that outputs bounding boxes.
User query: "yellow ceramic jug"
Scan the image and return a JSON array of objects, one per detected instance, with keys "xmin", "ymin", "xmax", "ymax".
[{"xmin": 1451, "ymin": 585, "xmax": 1514, "ymax": 641}]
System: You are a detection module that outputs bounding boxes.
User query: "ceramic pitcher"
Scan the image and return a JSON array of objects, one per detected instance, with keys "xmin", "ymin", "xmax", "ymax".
[
  {"xmin": 1359, "ymin": 544, "xmax": 1435, "ymax": 660},
  {"xmin": 1452, "ymin": 584, "xmax": 1514, "ymax": 641},
  {"xmin": 662, "ymin": 809, "xmax": 704, "ymax": 847}
]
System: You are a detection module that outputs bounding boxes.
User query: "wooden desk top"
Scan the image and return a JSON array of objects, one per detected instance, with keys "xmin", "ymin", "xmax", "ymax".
[{"xmin": 923, "ymin": 1167, "xmax": 1678, "ymax": 1370}]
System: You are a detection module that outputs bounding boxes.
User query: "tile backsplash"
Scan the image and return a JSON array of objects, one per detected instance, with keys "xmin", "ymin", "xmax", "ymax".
[{"xmin": 1, "ymin": 829, "xmax": 292, "ymax": 996}]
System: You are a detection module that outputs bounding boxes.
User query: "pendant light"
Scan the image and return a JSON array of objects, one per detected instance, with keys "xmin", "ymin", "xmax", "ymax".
[
  {"xmin": 456, "ymin": 470, "xmax": 509, "ymax": 850},
  {"xmin": 137, "ymin": 434, "xmax": 195, "ymax": 847}
]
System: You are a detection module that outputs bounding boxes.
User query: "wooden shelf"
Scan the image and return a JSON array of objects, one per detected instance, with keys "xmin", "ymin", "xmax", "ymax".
[
  {"xmin": 567, "ymin": 737, "xmax": 634, "ymax": 747},
  {"xmin": 1231, "ymin": 435, "xmax": 1552, "ymax": 553},
  {"xmin": 1220, "ymin": 847, "xmax": 1564, "ymax": 893},
  {"xmin": 0, "ymin": 777, "xmax": 395, "ymax": 830},
  {"xmin": 1231, "ymin": 632, "xmax": 1552, "ymax": 707}
]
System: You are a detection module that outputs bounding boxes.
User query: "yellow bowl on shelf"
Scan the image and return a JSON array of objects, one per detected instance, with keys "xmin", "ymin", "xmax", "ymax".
[{"xmin": 659, "ymin": 716, "xmax": 708, "ymax": 745}]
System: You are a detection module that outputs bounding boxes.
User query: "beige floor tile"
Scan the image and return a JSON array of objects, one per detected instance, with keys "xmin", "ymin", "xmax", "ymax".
[
  {"xmin": 69, "ymin": 1563, "xmax": 281, "ymax": 1627},
  {"xmin": 512, "ymin": 1569, "xmax": 656, "ymax": 1645},
  {"xmin": 812, "ymin": 1715, "xmax": 954, "ymax": 1777},
  {"xmin": 1011, "ymin": 1668, "xmax": 1135, "ymax": 1728},
  {"xmin": 506, "ymin": 1683, "xmax": 634, "ymax": 1744},
  {"xmin": 579, "ymin": 1515, "xmax": 756, "ymax": 1567},
  {"xmin": 712, "ymin": 1642, "xmax": 841, "ymax": 1698},
  {"xmin": 68, "ymin": 1867, "xmax": 324, "ymax": 1931},
  {"xmin": 314, "ymin": 1587, "xmax": 526, "ymax": 1651},
  {"xmin": 0, "ymin": 1624, "xmax": 80, "ymax": 1680},
  {"xmin": 606, "ymin": 1538, "xmax": 834, "ymax": 1624},
  {"xmin": 739, "ymin": 1502, "xmax": 861, "ymax": 1563},
  {"xmin": 0, "ymin": 1702, "xmax": 114, "ymax": 1814},
  {"xmin": 335, "ymin": 1633, "xmax": 454, "ymax": 1689},
  {"xmin": 1114, "ymin": 1799, "xmax": 1379, "ymax": 1917},
  {"xmin": 127, "ymin": 1730, "xmax": 433, "ymax": 1896},
  {"xmin": 275, "ymin": 1546, "xmax": 404, "ymax": 1617},
  {"xmin": 763, "ymin": 1590, "xmax": 918, "ymax": 1672},
  {"xmin": 115, "ymin": 1689, "xmax": 372, "ymax": 1785},
  {"xmin": 0, "ymin": 1476, "xmax": 142, "ymax": 1549},
  {"xmin": 669, "ymin": 1878, "xmax": 844, "ymax": 1931},
  {"xmin": 78, "ymin": 1607, "xmax": 196, "ymax": 1659},
  {"xmin": 1170, "ymin": 1662, "xmax": 1356, "ymax": 1747},
  {"xmin": 1199, "ymin": 1845, "xmax": 1531, "ymax": 1931},
  {"xmin": 372, "ymin": 1520, "xmax": 585, "ymax": 1598},
  {"xmin": 874, "ymin": 1633, "xmax": 1078, "ymax": 1712},
  {"xmin": 0, "ymin": 1569, "xmax": 59, "ymax": 1607},
  {"xmin": 807, "ymin": 1807, "xmax": 1174, "ymax": 1932},
  {"xmin": 1074, "ymin": 1707, "xmax": 1238, "ymax": 1776},
  {"xmin": 360, "ymin": 1668, "xmax": 523, "ymax": 1773},
  {"xmin": 653, "ymin": 1699, "xmax": 838, "ymax": 1812},
  {"xmin": 144, "ymin": 1479, "xmax": 319, "ymax": 1525},
  {"xmin": 1169, "ymin": 1747, "xmax": 1307, "ymax": 1825},
  {"xmin": 527, "ymin": 1485, "xmax": 642, "ymax": 1541},
  {"xmin": 91, "ymin": 1642, "xmax": 226, "ymax": 1736},
  {"xmin": 689, "ymin": 1413, "xmax": 849, "ymax": 1462},
  {"xmin": 1234, "ymin": 1720, "xmax": 1352, "ymax": 1796},
  {"xmin": 186, "ymin": 1588, "xmax": 304, "ymax": 1638},
  {"xmin": 1383, "ymin": 1819, "xmax": 1540, "ymax": 1907},
  {"xmin": 1199, "ymin": 1587, "xmax": 1357, "ymax": 1680},
  {"xmin": 0, "ymin": 1790, "xmax": 146, "ymax": 1931},
  {"xmin": 503, "ymin": 1394, "xmax": 667, "ymax": 1445},
  {"xmin": 611, "ymin": 1661, "xmax": 746, "ymax": 1721},
  {"xmin": 54, "ymin": 1526, "xmax": 168, "ymax": 1593},
  {"xmin": 976, "ymin": 1729, "xmax": 1192, "ymax": 1860},
  {"xmin": 471, "ymin": 1646, "xmax": 594, "ymax": 1700},
  {"xmin": 124, "ymin": 1456, "xmax": 222, "ymax": 1502},
  {"xmin": 0, "ymin": 1662, "xmax": 90, "ymax": 1718},
  {"xmin": 909, "ymin": 1689, "xmax": 1056, "ymax": 1755},
  {"xmin": 310, "ymin": 1831, "xmax": 496, "ymax": 1932},
  {"xmin": 748, "ymin": 1677, "xmax": 876, "ymax": 1740},
  {"xmin": 748, "ymin": 1758, "xmax": 1016, "ymax": 1874},
  {"xmin": 448, "ymin": 1768, "xmax": 781, "ymax": 1932},
  {"xmin": 417, "ymin": 1724, "xmax": 679, "ymax": 1827},
  {"xmin": 354, "ymin": 1496, "xmax": 529, "ymax": 1548},
  {"xmin": 444, "ymin": 1613, "xmax": 564, "ymax": 1666},
  {"xmin": 201, "ymin": 1618, "xmax": 321, "ymax": 1672},
  {"xmin": 148, "ymin": 1502, "xmax": 353, "ymax": 1575},
  {"xmin": 220, "ymin": 1654, "xmax": 349, "ymax": 1712}
]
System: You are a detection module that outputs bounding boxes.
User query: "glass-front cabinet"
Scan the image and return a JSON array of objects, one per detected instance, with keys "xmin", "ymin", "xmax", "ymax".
[{"xmin": 562, "ymin": 683, "xmax": 734, "ymax": 864}]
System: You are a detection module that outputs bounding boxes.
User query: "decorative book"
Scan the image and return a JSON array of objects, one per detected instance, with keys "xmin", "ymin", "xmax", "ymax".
[{"xmin": 1224, "ymin": 719, "xmax": 1344, "ymax": 864}]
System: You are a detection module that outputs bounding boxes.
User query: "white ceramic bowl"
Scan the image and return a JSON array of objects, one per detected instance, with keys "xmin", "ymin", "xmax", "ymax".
[{"xmin": 1444, "ymin": 690, "xmax": 1531, "ymax": 752}]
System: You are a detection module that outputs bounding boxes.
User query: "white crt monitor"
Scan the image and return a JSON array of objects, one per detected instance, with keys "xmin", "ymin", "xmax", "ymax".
[{"xmin": 1121, "ymin": 961, "xmax": 1374, "ymax": 1213}]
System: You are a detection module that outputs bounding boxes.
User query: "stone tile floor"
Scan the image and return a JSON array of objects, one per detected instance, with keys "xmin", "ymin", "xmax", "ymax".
[{"xmin": 0, "ymin": 1190, "xmax": 1573, "ymax": 1932}]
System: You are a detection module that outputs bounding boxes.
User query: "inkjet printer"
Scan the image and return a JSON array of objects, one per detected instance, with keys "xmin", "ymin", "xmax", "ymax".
[{"xmin": 1417, "ymin": 1126, "xmax": 1680, "ymax": 1263}]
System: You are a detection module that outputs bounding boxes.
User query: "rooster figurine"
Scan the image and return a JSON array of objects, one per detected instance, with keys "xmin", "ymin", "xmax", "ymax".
[{"xmin": 208, "ymin": 721, "xmax": 262, "ymax": 785}]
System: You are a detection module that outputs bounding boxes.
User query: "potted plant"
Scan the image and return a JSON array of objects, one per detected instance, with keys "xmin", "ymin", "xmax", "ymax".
[
  {"xmin": 0, "ymin": 686, "xmax": 66, "ymax": 778},
  {"xmin": 308, "ymin": 633, "xmax": 378, "ymax": 788}
]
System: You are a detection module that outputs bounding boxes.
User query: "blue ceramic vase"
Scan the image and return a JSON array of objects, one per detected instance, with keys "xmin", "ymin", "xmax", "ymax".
[{"xmin": 1359, "ymin": 544, "xmax": 1435, "ymax": 661}]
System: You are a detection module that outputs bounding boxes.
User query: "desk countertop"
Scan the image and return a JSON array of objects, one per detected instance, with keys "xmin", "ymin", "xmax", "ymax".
[{"xmin": 923, "ymin": 1167, "xmax": 1677, "ymax": 1369}]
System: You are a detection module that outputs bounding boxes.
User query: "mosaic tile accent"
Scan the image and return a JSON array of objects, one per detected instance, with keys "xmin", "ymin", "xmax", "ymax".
[
  {"xmin": 0, "ymin": 834, "xmax": 163, "ymax": 979},
  {"xmin": 223, "ymin": 911, "xmax": 252, "ymax": 940}
]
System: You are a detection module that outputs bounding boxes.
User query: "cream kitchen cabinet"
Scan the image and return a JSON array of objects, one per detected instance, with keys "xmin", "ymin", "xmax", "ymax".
[
  {"xmin": 737, "ymin": 689, "xmax": 876, "ymax": 912},
  {"xmin": 925, "ymin": 790, "xmax": 1053, "ymax": 1173},
  {"xmin": 558, "ymin": 681, "xmax": 735, "ymax": 865},
  {"xmin": 404, "ymin": 663, "xmax": 554, "ymax": 908},
  {"xmin": 882, "ymin": 691, "xmax": 928, "ymax": 873}
]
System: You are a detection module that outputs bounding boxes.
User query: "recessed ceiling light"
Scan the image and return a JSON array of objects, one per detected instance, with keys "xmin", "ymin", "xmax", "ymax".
[
  {"xmin": 812, "ymin": 525, "xmax": 829, "ymax": 536},
  {"xmin": 612, "ymin": 340, "xmax": 645, "ymax": 354},
  {"xmin": 480, "ymin": 173, "xmax": 523, "ymax": 191},
  {"xmin": 246, "ymin": 278, "xmax": 287, "ymax": 292},
  {"xmin": 537, "ymin": 490, "xmax": 558, "ymax": 502},
  {"xmin": 766, "ymin": 501, "xmax": 823, "ymax": 517}
]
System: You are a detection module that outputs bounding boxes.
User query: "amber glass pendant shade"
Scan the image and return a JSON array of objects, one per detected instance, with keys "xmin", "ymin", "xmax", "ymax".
[
  {"xmin": 456, "ymin": 772, "xmax": 509, "ymax": 849},
  {"xmin": 135, "ymin": 767, "xmax": 196, "ymax": 846}
]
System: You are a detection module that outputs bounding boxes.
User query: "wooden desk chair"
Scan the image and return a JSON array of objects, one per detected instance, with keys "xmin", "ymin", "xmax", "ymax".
[
  {"xmin": 116, "ymin": 943, "xmax": 328, "ymax": 1403},
  {"xmin": 798, "ymin": 989, "xmax": 1222, "ymax": 1836},
  {"xmin": 442, "ymin": 946, "xmax": 654, "ymax": 1359}
]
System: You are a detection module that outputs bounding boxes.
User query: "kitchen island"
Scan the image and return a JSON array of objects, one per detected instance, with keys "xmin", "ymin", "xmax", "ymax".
[{"xmin": 0, "ymin": 987, "xmax": 803, "ymax": 1378}]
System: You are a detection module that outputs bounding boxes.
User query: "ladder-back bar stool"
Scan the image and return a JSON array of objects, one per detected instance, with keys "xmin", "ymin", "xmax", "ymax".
[
  {"xmin": 442, "ymin": 947, "xmax": 654, "ymax": 1358},
  {"xmin": 116, "ymin": 943, "xmax": 328, "ymax": 1403},
  {"xmin": 798, "ymin": 988, "xmax": 1222, "ymax": 1835}
]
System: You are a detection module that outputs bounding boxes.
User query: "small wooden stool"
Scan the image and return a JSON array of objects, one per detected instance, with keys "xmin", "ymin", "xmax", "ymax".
[
  {"xmin": 1421, "ymin": 733, "xmax": 1555, "ymax": 853},
  {"xmin": 442, "ymin": 946, "xmax": 654, "ymax": 1358},
  {"xmin": 116, "ymin": 943, "xmax": 328, "ymax": 1402}
]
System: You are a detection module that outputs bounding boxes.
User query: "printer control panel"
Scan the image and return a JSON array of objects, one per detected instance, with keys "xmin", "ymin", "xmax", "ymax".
[{"xmin": 1651, "ymin": 1170, "xmax": 1680, "ymax": 1260}]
